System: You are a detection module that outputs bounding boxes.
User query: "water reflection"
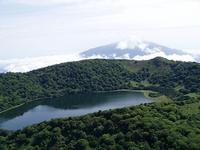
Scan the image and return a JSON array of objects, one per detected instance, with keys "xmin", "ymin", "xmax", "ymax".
[{"xmin": 0, "ymin": 91, "xmax": 151, "ymax": 130}]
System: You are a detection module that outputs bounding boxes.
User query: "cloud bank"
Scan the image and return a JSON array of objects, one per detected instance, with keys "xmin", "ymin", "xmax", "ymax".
[
  {"xmin": 0, "ymin": 52, "xmax": 197, "ymax": 73},
  {"xmin": 133, "ymin": 52, "xmax": 195, "ymax": 62},
  {"xmin": 0, "ymin": 54, "xmax": 81, "ymax": 73}
]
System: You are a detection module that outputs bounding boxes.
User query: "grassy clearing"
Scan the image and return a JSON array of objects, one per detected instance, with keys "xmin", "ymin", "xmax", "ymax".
[
  {"xmin": 129, "ymin": 90, "xmax": 172, "ymax": 103},
  {"xmin": 130, "ymin": 80, "xmax": 159, "ymax": 87},
  {"xmin": 174, "ymin": 85, "xmax": 184, "ymax": 91},
  {"xmin": 186, "ymin": 93, "xmax": 200, "ymax": 99},
  {"xmin": 143, "ymin": 91, "xmax": 172, "ymax": 102},
  {"xmin": 180, "ymin": 101, "xmax": 200, "ymax": 115}
]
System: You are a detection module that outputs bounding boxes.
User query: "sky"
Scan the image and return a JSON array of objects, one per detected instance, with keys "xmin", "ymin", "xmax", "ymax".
[{"xmin": 0, "ymin": 0, "xmax": 200, "ymax": 72}]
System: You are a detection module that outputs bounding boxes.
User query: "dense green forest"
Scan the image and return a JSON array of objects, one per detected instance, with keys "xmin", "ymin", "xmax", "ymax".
[
  {"xmin": 0, "ymin": 57, "xmax": 200, "ymax": 149},
  {"xmin": 0, "ymin": 57, "xmax": 200, "ymax": 112},
  {"xmin": 1, "ymin": 99, "xmax": 200, "ymax": 149}
]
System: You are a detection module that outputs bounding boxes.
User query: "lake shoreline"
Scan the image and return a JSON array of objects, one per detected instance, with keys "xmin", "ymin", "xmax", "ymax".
[
  {"xmin": 96, "ymin": 89, "xmax": 171, "ymax": 102},
  {"xmin": 0, "ymin": 90, "xmax": 154, "ymax": 130},
  {"xmin": 0, "ymin": 89, "xmax": 169, "ymax": 115},
  {"xmin": 0, "ymin": 97, "xmax": 53, "ymax": 115}
]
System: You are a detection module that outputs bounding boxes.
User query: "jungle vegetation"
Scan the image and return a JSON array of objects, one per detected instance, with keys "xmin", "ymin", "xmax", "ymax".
[{"xmin": 0, "ymin": 57, "xmax": 200, "ymax": 112}]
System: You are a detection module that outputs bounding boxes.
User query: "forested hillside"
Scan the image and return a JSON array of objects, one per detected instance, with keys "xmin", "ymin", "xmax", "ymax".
[
  {"xmin": 0, "ymin": 57, "xmax": 200, "ymax": 112},
  {"xmin": 1, "ymin": 99, "xmax": 200, "ymax": 149},
  {"xmin": 0, "ymin": 57, "xmax": 200, "ymax": 149}
]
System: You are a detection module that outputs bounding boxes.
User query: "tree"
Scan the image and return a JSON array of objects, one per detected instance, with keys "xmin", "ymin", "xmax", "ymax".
[{"xmin": 75, "ymin": 139, "xmax": 91, "ymax": 150}]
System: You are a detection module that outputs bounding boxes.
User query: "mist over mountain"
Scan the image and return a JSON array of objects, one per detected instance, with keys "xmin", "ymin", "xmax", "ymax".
[
  {"xmin": 81, "ymin": 37, "xmax": 195, "ymax": 61},
  {"xmin": 0, "ymin": 37, "xmax": 198, "ymax": 73}
]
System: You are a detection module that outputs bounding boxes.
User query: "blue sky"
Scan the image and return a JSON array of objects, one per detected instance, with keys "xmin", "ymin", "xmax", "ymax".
[{"xmin": 0, "ymin": 0, "xmax": 200, "ymax": 60}]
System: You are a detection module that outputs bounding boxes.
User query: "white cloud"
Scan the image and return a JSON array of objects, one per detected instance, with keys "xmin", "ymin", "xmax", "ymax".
[
  {"xmin": 0, "ymin": 51, "xmax": 197, "ymax": 73},
  {"xmin": 133, "ymin": 52, "xmax": 196, "ymax": 62},
  {"xmin": 116, "ymin": 36, "xmax": 165, "ymax": 55},
  {"xmin": 116, "ymin": 36, "xmax": 146, "ymax": 50},
  {"xmin": 0, "ymin": 54, "xmax": 81, "ymax": 73}
]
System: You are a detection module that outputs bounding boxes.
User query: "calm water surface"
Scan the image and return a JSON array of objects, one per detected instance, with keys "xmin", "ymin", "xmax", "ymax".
[{"xmin": 0, "ymin": 91, "xmax": 151, "ymax": 130}]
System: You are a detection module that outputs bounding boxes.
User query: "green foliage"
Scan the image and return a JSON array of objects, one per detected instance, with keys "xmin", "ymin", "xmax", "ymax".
[
  {"xmin": 0, "ymin": 58, "xmax": 200, "ymax": 112},
  {"xmin": 0, "ymin": 57, "xmax": 200, "ymax": 149},
  {"xmin": 1, "ymin": 101, "xmax": 200, "ymax": 149}
]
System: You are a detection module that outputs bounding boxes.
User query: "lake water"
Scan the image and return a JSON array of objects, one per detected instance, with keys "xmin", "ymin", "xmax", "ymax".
[{"xmin": 0, "ymin": 91, "xmax": 151, "ymax": 130}]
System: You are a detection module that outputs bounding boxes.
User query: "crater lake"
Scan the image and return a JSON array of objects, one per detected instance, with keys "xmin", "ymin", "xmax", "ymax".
[{"xmin": 0, "ymin": 91, "xmax": 152, "ymax": 130}]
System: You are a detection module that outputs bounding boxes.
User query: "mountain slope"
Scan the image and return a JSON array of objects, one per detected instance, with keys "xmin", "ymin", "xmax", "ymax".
[
  {"xmin": 0, "ymin": 57, "xmax": 200, "ymax": 112},
  {"xmin": 81, "ymin": 38, "xmax": 195, "ymax": 61},
  {"xmin": 0, "ymin": 39, "xmax": 197, "ymax": 73}
]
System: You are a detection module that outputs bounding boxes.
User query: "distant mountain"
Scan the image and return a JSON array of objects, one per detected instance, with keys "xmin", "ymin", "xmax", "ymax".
[
  {"xmin": 81, "ymin": 38, "xmax": 195, "ymax": 61},
  {"xmin": 0, "ymin": 38, "xmax": 197, "ymax": 73}
]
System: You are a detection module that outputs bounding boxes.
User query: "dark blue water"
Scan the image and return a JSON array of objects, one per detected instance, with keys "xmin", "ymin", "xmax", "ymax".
[{"xmin": 0, "ymin": 91, "xmax": 151, "ymax": 130}]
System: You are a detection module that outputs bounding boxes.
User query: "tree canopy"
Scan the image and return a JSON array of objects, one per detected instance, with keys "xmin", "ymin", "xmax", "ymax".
[
  {"xmin": 1, "ymin": 99, "xmax": 200, "ymax": 149},
  {"xmin": 0, "ymin": 58, "xmax": 200, "ymax": 112}
]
